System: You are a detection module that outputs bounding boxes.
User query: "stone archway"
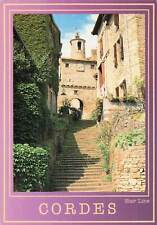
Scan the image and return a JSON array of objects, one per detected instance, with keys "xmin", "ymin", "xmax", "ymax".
[{"xmin": 70, "ymin": 98, "xmax": 83, "ymax": 118}]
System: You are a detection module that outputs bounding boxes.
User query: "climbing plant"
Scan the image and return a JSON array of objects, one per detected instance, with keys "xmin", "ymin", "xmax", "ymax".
[
  {"xmin": 14, "ymin": 14, "xmax": 60, "ymax": 93},
  {"xmin": 13, "ymin": 15, "xmax": 60, "ymax": 144},
  {"xmin": 14, "ymin": 83, "xmax": 42, "ymax": 144},
  {"xmin": 14, "ymin": 144, "xmax": 49, "ymax": 191},
  {"xmin": 91, "ymin": 98, "xmax": 103, "ymax": 121}
]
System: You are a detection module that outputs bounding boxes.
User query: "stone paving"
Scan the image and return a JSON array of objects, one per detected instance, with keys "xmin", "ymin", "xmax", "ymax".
[{"xmin": 52, "ymin": 120, "xmax": 113, "ymax": 192}]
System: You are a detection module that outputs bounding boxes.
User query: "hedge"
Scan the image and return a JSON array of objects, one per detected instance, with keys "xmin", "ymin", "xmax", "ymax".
[
  {"xmin": 14, "ymin": 83, "xmax": 42, "ymax": 144},
  {"xmin": 14, "ymin": 144, "xmax": 49, "ymax": 192}
]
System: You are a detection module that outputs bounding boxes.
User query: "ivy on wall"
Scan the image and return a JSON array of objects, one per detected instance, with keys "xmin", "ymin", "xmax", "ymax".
[
  {"xmin": 13, "ymin": 15, "xmax": 61, "ymax": 144},
  {"xmin": 14, "ymin": 14, "xmax": 60, "ymax": 94},
  {"xmin": 13, "ymin": 15, "xmax": 61, "ymax": 191}
]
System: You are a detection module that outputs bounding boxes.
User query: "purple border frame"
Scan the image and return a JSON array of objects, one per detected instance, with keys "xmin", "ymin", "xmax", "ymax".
[{"xmin": 0, "ymin": 0, "xmax": 156, "ymax": 224}]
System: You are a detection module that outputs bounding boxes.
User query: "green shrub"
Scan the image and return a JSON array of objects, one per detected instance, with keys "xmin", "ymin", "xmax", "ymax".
[
  {"xmin": 14, "ymin": 144, "xmax": 49, "ymax": 192},
  {"xmin": 52, "ymin": 114, "xmax": 69, "ymax": 131},
  {"xmin": 115, "ymin": 129, "xmax": 145, "ymax": 150},
  {"xmin": 14, "ymin": 83, "xmax": 43, "ymax": 144},
  {"xmin": 134, "ymin": 76, "xmax": 145, "ymax": 99},
  {"xmin": 97, "ymin": 122, "xmax": 112, "ymax": 145},
  {"xmin": 91, "ymin": 98, "xmax": 103, "ymax": 121},
  {"xmin": 98, "ymin": 141, "xmax": 110, "ymax": 173},
  {"xmin": 59, "ymin": 98, "xmax": 71, "ymax": 116}
]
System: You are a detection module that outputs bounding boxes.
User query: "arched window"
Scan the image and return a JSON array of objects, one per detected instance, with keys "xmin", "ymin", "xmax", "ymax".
[{"xmin": 77, "ymin": 41, "xmax": 81, "ymax": 50}]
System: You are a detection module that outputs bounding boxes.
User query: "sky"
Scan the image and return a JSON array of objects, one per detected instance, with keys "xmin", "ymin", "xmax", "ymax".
[{"xmin": 53, "ymin": 14, "xmax": 98, "ymax": 58}]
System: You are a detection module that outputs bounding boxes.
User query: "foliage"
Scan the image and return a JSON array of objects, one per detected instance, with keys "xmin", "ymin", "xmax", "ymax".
[
  {"xmin": 97, "ymin": 122, "xmax": 113, "ymax": 173},
  {"xmin": 123, "ymin": 95, "xmax": 137, "ymax": 104},
  {"xmin": 91, "ymin": 98, "xmax": 103, "ymax": 121},
  {"xmin": 70, "ymin": 108, "xmax": 81, "ymax": 121},
  {"xmin": 14, "ymin": 83, "xmax": 43, "ymax": 144},
  {"xmin": 52, "ymin": 114, "xmax": 69, "ymax": 131},
  {"xmin": 14, "ymin": 144, "xmax": 49, "ymax": 191},
  {"xmin": 97, "ymin": 122, "xmax": 112, "ymax": 146},
  {"xmin": 14, "ymin": 14, "xmax": 60, "ymax": 93},
  {"xmin": 59, "ymin": 98, "xmax": 71, "ymax": 116},
  {"xmin": 98, "ymin": 141, "xmax": 110, "ymax": 173},
  {"xmin": 13, "ymin": 34, "xmax": 39, "ymax": 83},
  {"xmin": 107, "ymin": 93, "xmax": 120, "ymax": 103},
  {"xmin": 134, "ymin": 76, "xmax": 145, "ymax": 99},
  {"xmin": 105, "ymin": 174, "xmax": 112, "ymax": 182},
  {"xmin": 13, "ymin": 16, "xmax": 60, "ymax": 144},
  {"xmin": 115, "ymin": 129, "xmax": 145, "ymax": 150}
]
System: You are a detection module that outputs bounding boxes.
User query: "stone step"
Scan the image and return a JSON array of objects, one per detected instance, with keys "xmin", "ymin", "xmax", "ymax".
[
  {"xmin": 55, "ymin": 162, "xmax": 103, "ymax": 167},
  {"xmin": 54, "ymin": 182, "xmax": 109, "ymax": 188},
  {"xmin": 53, "ymin": 177, "xmax": 107, "ymax": 183},
  {"xmin": 53, "ymin": 185, "xmax": 113, "ymax": 192},
  {"xmin": 64, "ymin": 140, "xmax": 97, "ymax": 144},
  {"xmin": 54, "ymin": 171, "xmax": 105, "ymax": 176},
  {"xmin": 55, "ymin": 168, "xmax": 104, "ymax": 173},
  {"xmin": 57, "ymin": 156, "xmax": 100, "ymax": 159},
  {"xmin": 56, "ymin": 161, "xmax": 102, "ymax": 165},
  {"xmin": 58, "ymin": 155, "xmax": 102, "ymax": 159},
  {"xmin": 52, "ymin": 120, "xmax": 112, "ymax": 192}
]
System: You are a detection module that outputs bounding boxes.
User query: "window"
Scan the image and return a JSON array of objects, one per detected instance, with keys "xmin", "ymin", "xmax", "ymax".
[
  {"xmin": 114, "ymin": 14, "xmax": 119, "ymax": 29},
  {"xmin": 113, "ymin": 35, "xmax": 124, "ymax": 68},
  {"xmin": 120, "ymin": 35, "xmax": 124, "ymax": 60},
  {"xmin": 115, "ymin": 87, "xmax": 119, "ymax": 98},
  {"xmin": 65, "ymin": 63, "xmax": 69, "ymax": 68},
  {"xmin": 114, "ymin": 43, "xmax": 118, "ymax": 68},
  {"xmin": 91, "ymin": 64, "xmax": 95, "ymax": 69},
  {"xmin": 120, "ymin": 80, "xmax": 127, "ymax": 99},
  {"xmin": 74, "ymin": 90, "xmax": 78, "ymax": 95},
  {"xmin": 77, "ymin": 41, "xmax": 81, "ymax": 50},
  {"xmin": 99, "ymin": 38, "xmax": 103, "ymax": 58}
]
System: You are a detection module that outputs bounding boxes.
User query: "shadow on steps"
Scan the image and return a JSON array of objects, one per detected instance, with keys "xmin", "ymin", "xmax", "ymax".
[{"xmin": 51, "ymin": 120, "xmax": 109, "ymax": 191}]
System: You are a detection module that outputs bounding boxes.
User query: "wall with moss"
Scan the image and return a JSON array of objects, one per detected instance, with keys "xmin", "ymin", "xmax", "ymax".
[
  {"xmin": 13, "ymin": 15, "xmax": 61, "ymax": 144},
  {"xmin": 14, "ymin": 14, "xmax": 61, "ymax": 94}
]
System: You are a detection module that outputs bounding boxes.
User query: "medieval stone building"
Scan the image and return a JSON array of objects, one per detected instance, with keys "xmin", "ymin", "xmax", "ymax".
[
  {"xmin": 92, "ymin": 14, "xmax": 145, "ymax": 119},
  {"xmin": 58, "ymin": 33, "xmax": 97, "ymax": 119}
]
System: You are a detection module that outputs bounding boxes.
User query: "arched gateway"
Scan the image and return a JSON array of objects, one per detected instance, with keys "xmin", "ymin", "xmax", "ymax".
[{"xmin": 58, "ymin": 33, "xmax": 97, "ymax": 119}]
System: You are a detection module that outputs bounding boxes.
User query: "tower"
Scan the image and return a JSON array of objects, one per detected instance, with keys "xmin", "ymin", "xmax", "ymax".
[{"xmin": 70, "ymin": 33, "xmax": 86, "ymax": 60}]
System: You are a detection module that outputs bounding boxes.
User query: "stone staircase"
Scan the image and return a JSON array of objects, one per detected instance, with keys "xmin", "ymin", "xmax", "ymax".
[{"xmin": 52, "ymin": 120, "xmax": 113, "ymax": 192}]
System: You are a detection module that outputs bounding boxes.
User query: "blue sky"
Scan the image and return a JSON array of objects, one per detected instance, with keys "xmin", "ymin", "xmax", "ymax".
[{"xmin": 53, "ymin": 14, "xmax": 98, "ymax": 57}]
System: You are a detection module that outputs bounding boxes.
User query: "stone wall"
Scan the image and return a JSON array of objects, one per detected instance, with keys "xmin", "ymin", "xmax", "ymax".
[
  {"xmin": 58, "ymin": 58, "xmax": 97, "ymax": 119},
  {"xmin": 58, "ymin": 87, "xmax": 97, "ymax": 119},
  {"xmin": 110, "ymin": 145, "xmax": 145, "ymax": 192},
  {"xmin": 102, "ymin": 14, "xmax": 145, "ymax": 98}
]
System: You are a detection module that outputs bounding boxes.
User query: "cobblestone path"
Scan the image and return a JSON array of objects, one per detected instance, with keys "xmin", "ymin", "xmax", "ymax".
[{"xmin": 52, "ymin": 120, "xmax": 113, "ymax": 192}]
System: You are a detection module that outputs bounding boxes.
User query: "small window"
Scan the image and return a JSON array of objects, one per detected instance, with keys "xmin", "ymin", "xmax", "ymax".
[
  {"xmin": 114, "ymin": 43, "xmax": 118, "ymax": 68},
  {"xmin": 77, "ymin": 41, "xmax": 81, "ymax": 50},
  {"xmin": 120, "ymin": 35, "xmax": 124, "ymax": 60},
  {"xmin": 74, "ymin": 90, "xmax": 78, "ymax": 95},
  {"xmin": 114, "ymin": 14, "xmax": 119, "ymax": 29},
  {"xmin": 91, "ymin": 64, "xmax": 95, "ymax": 69},
  {"xmin": 65, "ymin": 63, "xmax": 69, "ymax": 68}
]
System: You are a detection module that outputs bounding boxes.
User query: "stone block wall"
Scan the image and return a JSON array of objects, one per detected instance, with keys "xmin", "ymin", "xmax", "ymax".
[{"xmin": 110, "ymin": 145, "xmax": 145, "ymax": 192}]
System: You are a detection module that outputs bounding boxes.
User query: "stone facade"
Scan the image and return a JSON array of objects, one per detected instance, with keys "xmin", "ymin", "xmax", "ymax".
[
  {"xmin": 110, "ymin": 145, "xmax": 145, "ymax": 192},
  {"xmin": 92, "ymin": 14, "xmax": 145, "ymax": 120},
  {"xmin": 58, "ymin": 33, "xmax": 97, "ymax": 119}
]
